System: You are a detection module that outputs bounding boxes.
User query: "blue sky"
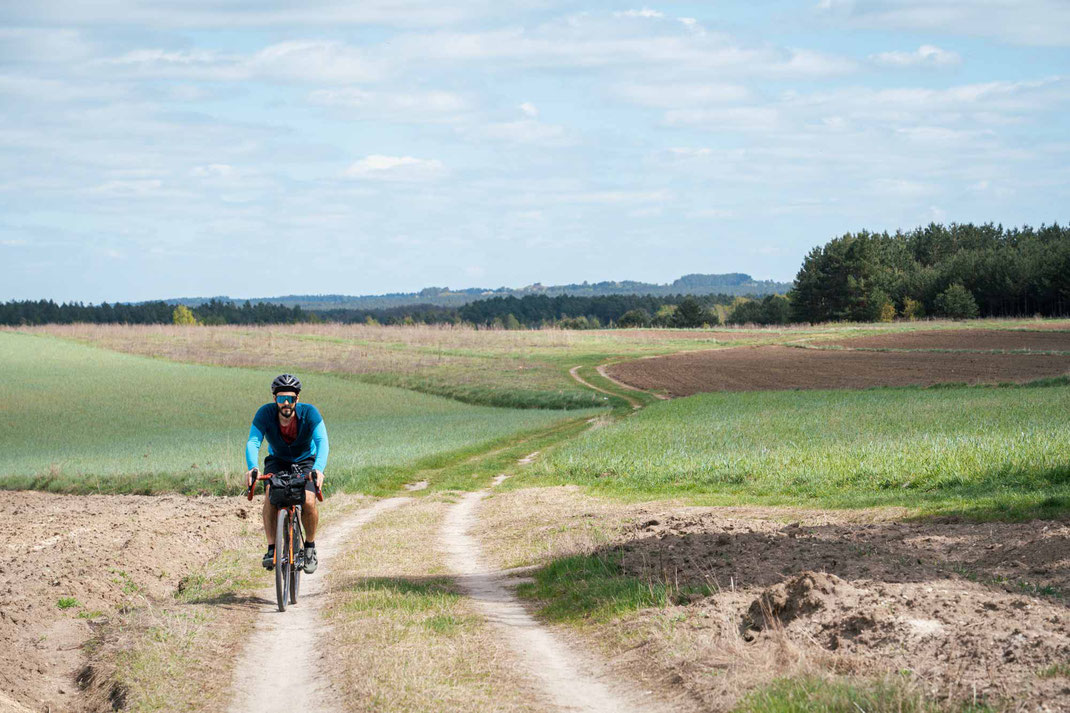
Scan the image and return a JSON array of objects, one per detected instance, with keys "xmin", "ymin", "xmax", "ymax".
[{"xmin": 2, "ymin": 0, "xmax": 1068, "ymax": 302}]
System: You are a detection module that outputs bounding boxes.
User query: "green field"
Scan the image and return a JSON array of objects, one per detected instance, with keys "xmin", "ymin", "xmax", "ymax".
[
  {"xmin": 0, "ymin": 331, "xmax": 595, "ymax": 494},
  {"xmin": 531, "ymin": 382, "xmax": 1070, "ymax": 518}
]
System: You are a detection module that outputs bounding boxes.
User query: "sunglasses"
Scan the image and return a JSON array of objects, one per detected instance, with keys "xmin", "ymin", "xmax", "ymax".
[{"xmin": 275, "ymin": 395, "xmax": 297, "ymax": 405}]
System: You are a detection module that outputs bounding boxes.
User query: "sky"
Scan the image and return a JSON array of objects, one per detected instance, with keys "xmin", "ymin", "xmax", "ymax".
[{"xmin": 1, "ymin": 1, "xmax": 1068, "ymax": 303}]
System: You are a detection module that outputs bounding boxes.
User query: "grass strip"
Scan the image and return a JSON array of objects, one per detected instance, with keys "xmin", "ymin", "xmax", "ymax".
[
  {"xmin": 324, "ymin": 500, "xmax": 546, "ymax": 713},
  {"xmin": 516, "ymin": 551, "xmax": 707, "ymax": 623},
  {"xmin": 734, "ymin": 676, "xmax": 999, "ymax": 713}
]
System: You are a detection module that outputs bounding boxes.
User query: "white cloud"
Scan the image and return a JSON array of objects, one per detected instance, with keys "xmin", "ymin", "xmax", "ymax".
[
  {"xmin": 344, "ymin": 155, "xmax": 446, "ymax": 181},
  {"xmin": 613, "ymin": 82, "xmax": 752, "ymax": 108},
  {"xmin": 310, "ymin": 88, "xmax": 467, "ymax": 121},
  {"xmin": 190, "ymin": 164, "xmax": 236, "ymax": 178},
  {"xmin": 97, "ymin": 40, "xmax": 384, "ymax": 83},
  {"xmin": 818, "ymin": 0, "xmax": 1070, "ymax": 47},
  {"xmin": 392, "ymin": 17, "xmax": 856, "ymax": 78},
  {"xmin": 559, "ymin": 189, "xmax": 670, "ymax": 205},
  {"xmin": 0, "ymin": 28, "xmax": 99, "ymax": 64},
  {"xmin": 249, "ymin": 40, "xmax": 384, "ymax": 83},
  {"xmin": 0, "ymin": 1, "xmax": 527, "ymax": 29},
  {"xmin": 664, "ymin": 106, "xmax": 781, "ymax": 131},
  {"xmin": 519, "ymin": 102, "xmax": 538, "ymax": 117},
  {"xmin": 615, "ymin": 8, "xmax": 665, "ymax": 19},
  {"xmin": 465, "ymin": 119, "xmax": 573, "ymax": 146},
  {"xmin": 871, "ymin": 44, "xmax": 961, "ymax": 67}
]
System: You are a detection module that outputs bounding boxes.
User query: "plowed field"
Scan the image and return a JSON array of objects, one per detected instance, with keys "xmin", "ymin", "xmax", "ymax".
[
  {"xmin": 823, "ymin": 328, "xmax": 1070, "ymax": 352},
  {"xmin": 605, "ymin": 345, "xmax": 1070, "ymax": 396}
]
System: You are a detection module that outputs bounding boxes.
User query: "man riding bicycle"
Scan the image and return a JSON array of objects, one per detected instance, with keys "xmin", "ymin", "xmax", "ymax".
[{"xmin": 244, "ymin": 373, "xmax": 328, "ymax": 574}]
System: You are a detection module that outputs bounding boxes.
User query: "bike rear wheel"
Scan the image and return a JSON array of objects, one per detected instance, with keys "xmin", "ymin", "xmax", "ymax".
[{"xmin": 275, "ymin": 508, "xmax": 290, "ymax": 612}]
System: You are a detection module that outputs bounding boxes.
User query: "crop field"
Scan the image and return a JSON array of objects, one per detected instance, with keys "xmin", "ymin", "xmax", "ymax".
[
  {"xmin": 0, "ymin": 330, "xmax": 592, "ymax": 494},
  {"xmin": 531, "ymin": 383, "xmax": 1070, "ymax": 518},
  {"xmin": 22, "ymin": 322, "xmax": 830, "ymax": 409},
  {"xmin": 5, "ymin": 320, "xmax": 1070, "ymax": 713}
]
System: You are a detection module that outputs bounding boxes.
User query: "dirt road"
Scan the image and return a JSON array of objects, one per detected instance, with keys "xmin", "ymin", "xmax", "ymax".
[
  {"xmin": 226, "ymin": 498, "xmax": 409, "ymax": 713},
  {"xmin": 441, "ymin": 481, "xmax": 672, "ymax": 713}
]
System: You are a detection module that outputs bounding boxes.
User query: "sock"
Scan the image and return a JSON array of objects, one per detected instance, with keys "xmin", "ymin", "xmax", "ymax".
[
  {"xmin": 267, "ymin": 544, "xmax": 276, "ymax": 551},
  {"xmin": 305, "ymin": 541, "xmax": 315, "ymax": 549}
]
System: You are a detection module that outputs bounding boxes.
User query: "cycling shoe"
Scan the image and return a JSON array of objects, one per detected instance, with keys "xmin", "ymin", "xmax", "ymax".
[
  {"xmin": 303, "ymin": 547, "xmax": 318, "ymax": 574},
  {"xmin": 262, "ymin": 549, "xmax": 275, "ymax": 571}
]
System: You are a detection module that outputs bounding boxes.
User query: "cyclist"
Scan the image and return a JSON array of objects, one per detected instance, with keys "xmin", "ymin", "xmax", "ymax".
[{"xmin": 244, "ymin": 374, "xmax": 328, "ymax": 575}]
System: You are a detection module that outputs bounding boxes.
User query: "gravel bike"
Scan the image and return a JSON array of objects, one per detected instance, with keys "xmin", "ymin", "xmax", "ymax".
[{"xmin": 246, "ymin": 466, "xmax": 322, "ymax": 612}]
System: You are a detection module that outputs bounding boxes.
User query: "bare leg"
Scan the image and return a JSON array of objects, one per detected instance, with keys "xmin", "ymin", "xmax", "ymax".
[
  {"xmin": 262, "ymin": 496, "xmax": 278, "ymax": 545},
  {"xmin": 301, "ymin": 489, "xmax": 319, "ymax": 542}
]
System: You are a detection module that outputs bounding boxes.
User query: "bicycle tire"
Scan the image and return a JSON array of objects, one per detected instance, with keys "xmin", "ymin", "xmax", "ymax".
[
  {"xmin": 289, "ymin": 509, "xmax": 301, "ymax": 604},
  {"xmin": 275, "ymin": 508, "xmax": 289, "ymax": 612}
]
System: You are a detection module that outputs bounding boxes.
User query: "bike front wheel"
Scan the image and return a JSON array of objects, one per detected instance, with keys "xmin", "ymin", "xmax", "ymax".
[
  {"xmin": 289, "ymin": 512, "xmax": 301, "ymax": 604},
  {"xmin": 275, "ymin": 508, "xmax": 290, "ymax": 612}
]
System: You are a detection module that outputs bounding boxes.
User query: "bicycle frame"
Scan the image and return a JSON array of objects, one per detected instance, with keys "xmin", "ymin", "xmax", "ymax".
[{"xmin": 245, "ymin": 467, "xmax": 322, "ymax": 611}]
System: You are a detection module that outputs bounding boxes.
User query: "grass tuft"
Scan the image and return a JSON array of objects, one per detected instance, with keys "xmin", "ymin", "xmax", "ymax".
[{"xmin": 516, "ymin": 551, "xmax": 706, "ymax": 623}]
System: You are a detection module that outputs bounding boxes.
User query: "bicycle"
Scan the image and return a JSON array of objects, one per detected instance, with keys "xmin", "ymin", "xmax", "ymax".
[{"xmin": 246, "ymin": 466, "xmax": 323, "ymax": 612}]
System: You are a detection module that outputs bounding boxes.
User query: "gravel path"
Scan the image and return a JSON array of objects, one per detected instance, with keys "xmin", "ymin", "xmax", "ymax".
[
  {"xmin": 441, "ymin": 483, "xmax": 667, "ymax": 713},
  {"xmin": 226, "ymin": 497, "xmax": 409, "ymax": 713}
]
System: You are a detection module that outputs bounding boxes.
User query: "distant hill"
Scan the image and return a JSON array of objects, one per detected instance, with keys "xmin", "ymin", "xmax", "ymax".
[{"xmin": 165, "ymin": 273, "xmax": 790, "ymax": 310}]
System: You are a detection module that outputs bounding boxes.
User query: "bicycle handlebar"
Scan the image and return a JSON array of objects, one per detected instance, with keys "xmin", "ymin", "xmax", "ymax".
[{"xmin": 244, "ymin": 467, "xmax": 323, "ymax": 502}]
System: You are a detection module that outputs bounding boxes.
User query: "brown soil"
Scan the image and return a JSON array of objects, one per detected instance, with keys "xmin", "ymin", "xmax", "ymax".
[
  {"xmin": 618, "ymin": 508, "xmax": 1070, "ymax": 710},
  {"xmin": 616, "ymin": 329, "xmax": 787, "ymax": 341},
  {"xmin": 0, "ymin": 491, "xmax": 258, "ymax": 712},
  {"xmin": 606, "ymin": 345, "xmax": 1070, "ymax": 396},
  {"xmin": 826, "ymin": 329, "xmax": 1070, "ymax": 352},
  {"xmin": 477, "ymin": 488, "xmax": 1070, "ymax": 711}
]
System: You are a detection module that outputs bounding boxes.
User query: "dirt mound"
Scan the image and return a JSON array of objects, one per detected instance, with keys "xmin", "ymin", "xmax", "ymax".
[
  {"xmin": 0, "ymin": 491, "xmax": 256, "ymax": 712},
  {"xmin": 745, "ymin": 572, "xmax": 854, "ymax": 632},
  {"xmin": 605, "ymin": 345, "xmax": 1070, "ymax": 396},
  {"xmin": 612, "ymin": 507, "xmax": 1070, "ymax": 709},
  {"xmin": 827, "ymin": 329, "xmax": 1070, "ymax": 352}
]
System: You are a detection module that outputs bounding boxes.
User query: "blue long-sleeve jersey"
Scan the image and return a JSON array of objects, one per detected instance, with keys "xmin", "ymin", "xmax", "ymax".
[{"xmin": 245, "ymin": 402, "xmax": 329, "ymax": 471}]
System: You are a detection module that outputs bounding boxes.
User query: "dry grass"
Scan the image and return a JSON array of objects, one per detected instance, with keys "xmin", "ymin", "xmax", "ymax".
[
  {"xmin": 81, "ymin": 494, "xmax": 370, "ymax": 713},
  {"xmin": 322, "ymin": 497, "xmax": 549, "ymax": 713},
  {"xmin": 82, "ymin": 534, "xmax": 263, "ymax": 713}
]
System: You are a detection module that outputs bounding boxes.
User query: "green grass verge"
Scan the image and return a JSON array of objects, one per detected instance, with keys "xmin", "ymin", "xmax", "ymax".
[
  {"xmin": 532, "ymin": 382, "xmax": 1070, "ymax": 519},
  {"xmin": 735, "ymin": 676, "xmax": 998, "ymax": 713},
  {"xmin": 1, "ymin": 331, "xmax": 595, "ymax": 494},
  {"xmin": 516, "ymin": 552, "xmax": 704, "ymax": 623}
]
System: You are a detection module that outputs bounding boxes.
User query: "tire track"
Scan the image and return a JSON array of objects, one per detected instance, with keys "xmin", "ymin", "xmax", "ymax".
[
  {"xmin": 595, "ymin": 364, "xmax": 670, "ymax": 400},
  {"xmin": 226, "ymin": 497, "xmax": 409, "ymax": 713},
  {"xmin": 441, "ymin": 479, "xmax": 668, "ymax": 713},
  {"xmin": 568, "ymin": 365, "xmax": 642, "ymax": 409}
]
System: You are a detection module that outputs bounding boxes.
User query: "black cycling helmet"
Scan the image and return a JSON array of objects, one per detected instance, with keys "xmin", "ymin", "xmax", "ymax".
[{"xmin": 271, "ymin": 373, "xmax": 302, "ymax": 394}]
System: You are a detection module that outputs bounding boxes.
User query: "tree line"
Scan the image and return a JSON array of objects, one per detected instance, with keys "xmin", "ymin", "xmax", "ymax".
[
  {"xmin": 0, "ymin": 299, "xmax": 315, "ymax": 326},
  {"xmin": 790, "ymin": 222, "xmax": 1070, "ymax": 323},
  {"xmin": 5, "ymin": 222, "xmax": 1066, "ymax": 328}
]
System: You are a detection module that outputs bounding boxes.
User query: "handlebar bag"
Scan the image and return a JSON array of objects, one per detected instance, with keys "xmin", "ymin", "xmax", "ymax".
[{"xmin": 268, "ymin": 473, "xmax": 306, "ymax": 507}]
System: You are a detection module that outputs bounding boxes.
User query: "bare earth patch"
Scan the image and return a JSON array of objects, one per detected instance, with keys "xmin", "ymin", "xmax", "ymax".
[
  {"xmin": 825, "ymin": 328, "xmax": 1070, "ymax": 352},
  {"xmin": 606, "ymin": 345, "xmax": 1070, "ymax": 396},
  {"xmin": 477, "ymin": 487, "xmax": 1070, "ymax": 711},
  {"xmin": 0, "ymin": 491, "xmax": 260, "ymax": 712}
]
